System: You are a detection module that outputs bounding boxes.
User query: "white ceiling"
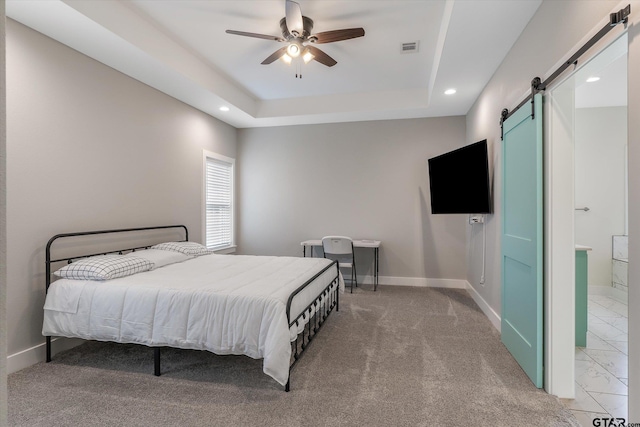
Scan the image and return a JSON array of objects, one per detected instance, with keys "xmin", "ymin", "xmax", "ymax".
[{"xmin": 6, "ymin": 0, "xmax": 542, "ymax": 128}]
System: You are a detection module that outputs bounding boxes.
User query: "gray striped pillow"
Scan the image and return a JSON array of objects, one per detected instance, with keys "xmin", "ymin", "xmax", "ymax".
[
  {"xmin": 151, "ymin": 241, "xmax": 213, "ymax": 256},
  {"xmin": 54, "ymin": 255, "xmax": 153, "ymax": 280}
]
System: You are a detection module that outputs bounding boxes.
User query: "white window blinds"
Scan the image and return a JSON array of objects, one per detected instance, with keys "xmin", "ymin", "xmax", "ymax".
[{"xmin": 205, "ymin": 155, "xmax": 234, "ymax": 250}]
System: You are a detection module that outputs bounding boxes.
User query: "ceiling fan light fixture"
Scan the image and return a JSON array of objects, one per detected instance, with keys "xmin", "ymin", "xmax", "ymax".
[
  {"xmin": 226, "ymin": 0, "xmax": 364, "ymax": 69},
  {"xmin": 302, "ymin": 48, "xmax": 314, "ymax": 64},
  {"xmin": 287, "ymin": 42, "xmax": 301, "ymax": 58}
]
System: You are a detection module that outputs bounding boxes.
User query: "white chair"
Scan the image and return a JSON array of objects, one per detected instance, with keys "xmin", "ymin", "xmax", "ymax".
[{"xmin": 322, "ymin": 236, "xmax": 357, "ymax": 293}]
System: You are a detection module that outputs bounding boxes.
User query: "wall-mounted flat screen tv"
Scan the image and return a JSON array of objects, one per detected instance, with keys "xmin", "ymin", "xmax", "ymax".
[{"xmin": 428, "ymin": 139, "xmax": 491, "ymax": 214}]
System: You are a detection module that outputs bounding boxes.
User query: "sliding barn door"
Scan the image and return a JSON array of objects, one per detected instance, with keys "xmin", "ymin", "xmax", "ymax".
[{"xmin": 501, "ymin": 93, "xmax": 544, "ymax": 388}]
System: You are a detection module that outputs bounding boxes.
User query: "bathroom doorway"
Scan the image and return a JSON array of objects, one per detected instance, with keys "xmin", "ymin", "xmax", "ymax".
[{"xmin": 551, "ymin": 34, "xmax": 629, "ymax": 424}]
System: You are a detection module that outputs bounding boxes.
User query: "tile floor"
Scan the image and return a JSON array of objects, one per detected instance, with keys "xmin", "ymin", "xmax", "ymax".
[{"xmin": 562, "ymin": 295, "xmax": 628, "ymax": 426}]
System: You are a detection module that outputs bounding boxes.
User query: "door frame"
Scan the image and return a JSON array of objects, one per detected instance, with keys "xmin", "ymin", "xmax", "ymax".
[
  {"xmin": 544, "ymin": 72, "xmax": 577, "ymax": 398},
  {"xmin": 545, "ymin": 29, "xmax": 629, "ymax": 398}
]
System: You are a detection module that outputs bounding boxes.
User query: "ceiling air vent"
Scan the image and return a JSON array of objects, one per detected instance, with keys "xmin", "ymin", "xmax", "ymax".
[{"xmin": 401, "ymin": 41, "xmax": 419, "ymax": 54}]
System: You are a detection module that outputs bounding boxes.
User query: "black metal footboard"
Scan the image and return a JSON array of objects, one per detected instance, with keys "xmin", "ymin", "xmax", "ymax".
[{"xmin": 285, "ymin": 259, "xmax": 340, "ymax": 392}]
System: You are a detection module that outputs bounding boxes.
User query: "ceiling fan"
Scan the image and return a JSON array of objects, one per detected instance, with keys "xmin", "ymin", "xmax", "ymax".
[{"xmin": 225, "ymin": 0, "xmax": 365, "ymax": 68}]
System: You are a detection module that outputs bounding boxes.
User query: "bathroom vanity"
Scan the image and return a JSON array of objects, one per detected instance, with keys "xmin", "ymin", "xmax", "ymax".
[{"xmin": 575, "ymin": 245, "xmax": 591, "ymax": 347}]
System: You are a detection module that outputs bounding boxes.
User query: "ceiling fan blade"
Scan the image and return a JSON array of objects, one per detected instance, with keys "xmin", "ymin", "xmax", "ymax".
[
  {"xmin": 285, "ymin": 0, "xmax": 304, "ymax": 37},
  {"xmin": 226, "ymin": 30, "xmax": 284, "ymax": 42},
  {"xmin": 261, "ymin": 46, "xmax": 289, "ymax": 65},
  {"xmin": 306, "ymin": 45, "xmax": 337, "ymax": 67},
  {"xmin": 312, "ymin": 28, "xmax": 365, "ymax": 44}
]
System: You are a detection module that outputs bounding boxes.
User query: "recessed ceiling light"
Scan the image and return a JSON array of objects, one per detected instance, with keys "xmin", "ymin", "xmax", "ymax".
[
  {"xmin": 444, "ymin": 88, "xmax": 457, "ymax": 95},
  {"xmin": 219, "ymin": 106, "xmax": 230, "ymax": 112},
  {"xmin": 586, "ymin": 76, "xmax": 600, "ymax": 83}
]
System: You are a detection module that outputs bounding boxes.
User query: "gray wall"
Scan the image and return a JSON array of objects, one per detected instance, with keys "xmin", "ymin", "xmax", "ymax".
[
  {"xmin": 466, "ymin": 0, "xmax": 639, "ymax": 416},
  {"xmin": 6, "ymin": 20, "xmax": 237, "ymax": 357},
  {"xmin": 465, "ymin": 0, "xmax": 616, "ymax": 314},
  {"xmin": 1, "ymin": 0, "xmax": 7, "ymax": 423},
  {"xmin": 575, "ymin": 107, "xmax": 627, "ymax": 288},
  {"xmin": 237, "ymin": 117, "xmax": 468, "ymax": 283}
]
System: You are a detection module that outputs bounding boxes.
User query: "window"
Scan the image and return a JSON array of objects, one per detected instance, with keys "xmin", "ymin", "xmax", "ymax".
[{"xmin": 203, "ymin": 150, "xmax": 235, "ymax": 251}]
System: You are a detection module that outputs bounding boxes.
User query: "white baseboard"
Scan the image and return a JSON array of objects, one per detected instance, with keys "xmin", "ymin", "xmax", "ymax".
[
  {"xmin": 7, "ymin": 337, "xmax": 84, "ymax": 374},
  {"xmin": 358, "ymin": 275, "xmax": 468, "ymax": 289},
  {"xmin": 589, "ymin": 285, "xmax": 613, "ymax": 296},
  {"xmin": 466, "ymin": 281, "xmax": 501, "ymax": 332},
  {"xmin": 589, "ymin": 285, "xmax": 628, "ymax": 304}
]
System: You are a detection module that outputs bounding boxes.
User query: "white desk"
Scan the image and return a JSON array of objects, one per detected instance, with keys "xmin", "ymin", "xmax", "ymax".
[{"xmin": 300, "ymin": 239, "xmax": 381, "ymax": 291}]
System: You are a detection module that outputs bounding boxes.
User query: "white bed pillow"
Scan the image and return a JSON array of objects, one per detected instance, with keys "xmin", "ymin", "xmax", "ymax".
[
  {"xmin": 151, "ymin": 241, "xmax": 213, "ymax": 256},
  {"xmin": 54, "ymin": 255, "xmax": 153, "ymax": 280},
  {"xmin": 125, "ymin": 249, "xmax": 192, "ymax": 270}
]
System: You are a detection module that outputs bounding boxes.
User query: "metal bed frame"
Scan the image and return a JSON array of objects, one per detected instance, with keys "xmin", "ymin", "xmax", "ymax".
[{"xmin": 44, "ymin": 225, "xmax": 340, "ymax": 392}]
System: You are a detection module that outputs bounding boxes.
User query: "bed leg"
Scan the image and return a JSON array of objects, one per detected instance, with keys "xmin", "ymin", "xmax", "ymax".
[
  {"xmin": 336, "ymin": 282, "xmax": 340, "ymax": 312},
  {"xmin": 46, "ymin": 336, "xmax": 52, "ymax": 362},
  {"xmin": 154, "ymin": 348, "xmax": 161, "ymax": 376},
  {"xmin": 285, "ymin": 378, "xmax": 290, "ymax": 392}
]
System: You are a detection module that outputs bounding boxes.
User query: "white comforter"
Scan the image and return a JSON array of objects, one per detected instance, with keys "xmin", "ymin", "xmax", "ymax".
[{"xmin": 43, "ymin": 254, "xmax": 341, "ymax": 386}]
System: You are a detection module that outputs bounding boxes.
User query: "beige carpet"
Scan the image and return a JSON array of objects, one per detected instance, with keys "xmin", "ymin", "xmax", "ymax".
[{"xmin": 9, "ymin": 286, "xmax": 579, "ymax": 426}]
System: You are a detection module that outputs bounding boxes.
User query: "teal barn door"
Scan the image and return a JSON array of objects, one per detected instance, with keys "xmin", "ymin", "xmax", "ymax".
[{"xmin": 501, "ymin": 93, "xmax": 544, "ymax": 388}]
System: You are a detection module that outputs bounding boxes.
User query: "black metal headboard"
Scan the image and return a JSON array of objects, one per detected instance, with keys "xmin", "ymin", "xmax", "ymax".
[{"xmin": 45, "ymin": 225, "xmax": 188, "ymax": 293}]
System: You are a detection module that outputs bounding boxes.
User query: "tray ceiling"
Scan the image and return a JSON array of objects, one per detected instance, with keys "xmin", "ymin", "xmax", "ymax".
[{"xmin": 7, "ymin": 0, "xmax": 542, "ymax": 128}]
